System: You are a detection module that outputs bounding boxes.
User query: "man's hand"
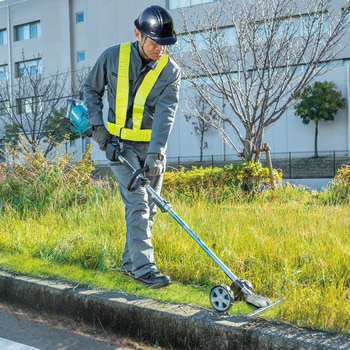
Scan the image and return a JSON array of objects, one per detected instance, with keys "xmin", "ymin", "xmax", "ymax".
[
  {"xmin": 145, "ymin": 153, "xmax": 165, "ymax": 176},
  {"xmin": 92, "ymin": 125, "xmax": 111, "ymax": 151}
]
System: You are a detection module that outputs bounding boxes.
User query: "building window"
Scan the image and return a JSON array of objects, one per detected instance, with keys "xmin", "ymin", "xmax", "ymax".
[
  {"xmin": 344, "ymin": 58, "xmax": 350, "ymax": 67},
  {"xmin": 16, "ymin": 58, "xmax": 42, "ymax": 77},
  {"xmin": 168, "ymin": 0, "xmax": 215, "ymax": 10},
  {"xmin": 0, "ymin": 65, "xmax": 8, "ymax": 80},
  {"xmin": 0, "ymin": 100, "xmax": 9, "ymax": 116},
  {"xmin": 77, "ymin": 51, "xmax": 85, "ymax": 62},
  {"xmin": 172, "ymin": 27, "xmax": 236, "ymax": 53},
  {"xmin": 249, "ymin": 12, "xmax": 328, "ymax": 44},
  {"xmin": 76, "ymin": 12, "xmax": 84, "ymax": 23},
  {"xmin": 15, "ymin": 21, "xmax": 41, "ymax": 41},
  {"xmin": 17, "ymin": 96, "xmax": 43, "ymax": 114},
  {"xmin": 0, "ymin": 28, "xmax": 7, "ymax": 45},
  {"xmin": 343, "ymin": 8, "xmax": 350, "ymax": 29}
]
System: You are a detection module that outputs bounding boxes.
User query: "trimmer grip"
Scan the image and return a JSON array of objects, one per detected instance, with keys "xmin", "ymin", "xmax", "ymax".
[
  {"xmin": 117, "ymin": 155, "xmax": 149, "ymax": 191},
  {"xmin": 127, "ymin": 167, "xmax": 150, "ymax": 191}
]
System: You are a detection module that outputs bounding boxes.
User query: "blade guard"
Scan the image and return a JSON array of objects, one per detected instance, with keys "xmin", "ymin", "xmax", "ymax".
[
  {"xmin": 67, "ymin": 99, "xmax": 92, "ymax": 136},
  {"xmin": 231, "ymin": 280, "xmax": 274, "ymax": 310},
  {"xmin": 245, "ymin": 293, "xmax": 272, "ymax": 309}
]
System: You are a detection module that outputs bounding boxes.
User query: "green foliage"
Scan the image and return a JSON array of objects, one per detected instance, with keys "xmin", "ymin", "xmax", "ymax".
[
  {"xmin": 44, "ymin": 107, "xmax": 81, "ymax": 144},
  {"xmin": 162, "ymin": 161, "xmax": 283, "ymax": 201},
  {"xmin": 321, "ymin": 164, "xmax": 350, "ymax": 204},
  {"xmin": 3, "ymin": 123, "xmax": 21, "ymax": 148},
  {"xmin": 336, "ymin": 164, "xmax": 350, "ymax": 185},
  {"xmin": 294, "ymin": 81, "xmax": 346, "ymax": 158},
  {"xmin": 294, "ymin": 81, "xmax": 346, "ymax": 125}
]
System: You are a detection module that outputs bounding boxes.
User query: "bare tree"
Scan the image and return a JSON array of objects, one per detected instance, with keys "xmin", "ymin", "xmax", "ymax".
[
  {"xmin": 70, "ymin": 66, "xmax": 91, "ymax": 100},
  {"xmin": 174, "ymin": 0, "xmax": 350, "ymax": 161},
  {"xmin": 0, "ymin": 55, "xmax": 84, "ymax": 157},
  {"xmin": 184, "ymin": 92, "xmax": 216, "ymax": 162}
]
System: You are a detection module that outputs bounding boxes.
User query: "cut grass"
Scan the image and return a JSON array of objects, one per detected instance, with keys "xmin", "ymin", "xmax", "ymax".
[
  {"xmin": 0, "ymin": 251, "xmax": 252, "ymax": 316},
  {"xmin": 0, "ymin": 187, "xmax": 349, "ymax": 334}
]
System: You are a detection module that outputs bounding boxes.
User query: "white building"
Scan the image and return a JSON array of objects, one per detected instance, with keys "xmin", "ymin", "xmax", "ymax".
[{"xmin": 0, "ymin": 0, "xmax": 349, "ymax": 164}]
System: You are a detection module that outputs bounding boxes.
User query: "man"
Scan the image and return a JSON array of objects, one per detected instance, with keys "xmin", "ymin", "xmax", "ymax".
[{"xmin": 83, "ymin": 5, "xmax": 180, "ymax": 288}]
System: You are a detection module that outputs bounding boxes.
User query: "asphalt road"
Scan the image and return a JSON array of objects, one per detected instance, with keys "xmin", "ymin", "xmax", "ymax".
[{"xmin": 0, "ymin": 303, "xmax": 163, "ymax": 350}]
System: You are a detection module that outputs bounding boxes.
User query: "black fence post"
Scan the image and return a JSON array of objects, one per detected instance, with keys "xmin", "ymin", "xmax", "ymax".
[{"xmin": 289, "ymin": 152, "xmax": 292, "ymax": 179}]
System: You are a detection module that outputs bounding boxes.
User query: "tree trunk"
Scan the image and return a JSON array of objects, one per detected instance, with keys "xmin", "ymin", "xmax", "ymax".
[
  {"xmin": 200, "ymin": 130, "xmax": 204, "ymax": 162},
  {"xmin": 243, "ymin": 139, "xmax": 253, "ymax": 161}
]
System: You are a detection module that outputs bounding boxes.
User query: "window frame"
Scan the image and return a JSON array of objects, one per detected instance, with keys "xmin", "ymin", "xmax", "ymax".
[
  {"xmin": 77, "ymin": 51, "xmax": 85, "ymax": 62},
  {"xmin": 0, "ymin": 100, "xmax": 9, "ymax": 116},
  {"xmin": 0, "ymin": 65, "xmax": 8, "ymax": 81},
  {"xmin": 15, "ymin": 58, "xmax": 42, "ymax": 78},
  {"xmin": 14, "ymin": 21, "xmax": 41, "ymax": 42},
  {"xmin": 76, "ymin": 12, "xmax": 85, "ymax": 23},
  {"xmin": 17, "ymin": 96, "xmax": 43, "ymax": 115},
  {"xmin": 0, "ymin": 28, "xmax": 7, "ymax": 45},
  {"xmin": 168, "ymin": 0, "xmax": 216, "ymax": 10}
]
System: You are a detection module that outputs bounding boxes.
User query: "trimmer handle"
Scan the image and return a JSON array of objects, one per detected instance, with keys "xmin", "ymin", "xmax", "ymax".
[
  {"xmin": 127, "ymin": 166, "xmax": 150, "ymax": 191},
  {"xmin": 117, "ymin": 155, "xmax": 149, "ymax": 192}
]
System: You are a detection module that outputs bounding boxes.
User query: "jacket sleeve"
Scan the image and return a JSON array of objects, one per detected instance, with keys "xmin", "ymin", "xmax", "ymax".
[
  {"xmin": 147, "ymin": 63, "xmax": 181, "ymax": 155},
  {"xmin": 83, "ymin": 50, "xmax": 108, "ymax": 127}
]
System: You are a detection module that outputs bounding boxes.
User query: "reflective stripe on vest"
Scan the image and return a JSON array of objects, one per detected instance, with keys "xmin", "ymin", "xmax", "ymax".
[{"xmin": 107, "ymin": 42, "xmax": 169, "ymax": 142}]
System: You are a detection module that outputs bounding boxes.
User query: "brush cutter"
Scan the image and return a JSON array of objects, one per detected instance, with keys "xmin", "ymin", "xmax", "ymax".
[
  {"xmin": 65, "ymin": 99, "xmax": 92, "ymax": 136},
  {"xmin": 118, "ymin": 154, "xmax": 281, "ymax": 314},
  {"xmin": 66, "ymin": 100, "xmax": 281, "ymax": 314}
]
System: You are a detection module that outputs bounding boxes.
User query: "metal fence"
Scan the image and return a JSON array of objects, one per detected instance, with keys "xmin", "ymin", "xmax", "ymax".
[
  {"xmin": 167, "ymin": 150, "xmax": 350, "ymax": 179},
  {"xmin": 1, "ymin": 141, "xmax": 349, "ymax": 179}
]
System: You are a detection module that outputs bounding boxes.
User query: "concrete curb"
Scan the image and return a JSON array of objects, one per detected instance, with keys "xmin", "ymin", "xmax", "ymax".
[{"xmin": 0, "ymin": 270, "xmax": 348, "ymax": 350}]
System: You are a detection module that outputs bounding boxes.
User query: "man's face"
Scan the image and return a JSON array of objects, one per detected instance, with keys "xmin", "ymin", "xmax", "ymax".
[{"xmin": 134, "ymin": 28, "xmax": 167, "ymax": 61}]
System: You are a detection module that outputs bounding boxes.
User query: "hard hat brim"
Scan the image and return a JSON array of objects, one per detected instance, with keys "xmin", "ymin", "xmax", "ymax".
[{"xmin": 151, "ymin": 35, "xmax": 177, "ymax": 46}]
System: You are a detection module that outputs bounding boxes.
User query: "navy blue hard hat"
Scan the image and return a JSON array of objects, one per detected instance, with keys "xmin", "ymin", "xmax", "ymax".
[{"xmin": 134, "ymin": 5, "xmax": 177, "ymax": 45}]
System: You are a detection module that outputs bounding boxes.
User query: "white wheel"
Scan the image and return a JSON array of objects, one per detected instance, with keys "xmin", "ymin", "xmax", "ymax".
[{"xmin": 209, "ymin": 285, "xmax": 234, "ymax": 312}]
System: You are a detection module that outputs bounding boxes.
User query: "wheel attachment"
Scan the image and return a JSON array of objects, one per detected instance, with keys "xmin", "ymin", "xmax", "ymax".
[{"xmin": 209, "ymin": 285, "xmax": 234, "ymax": 312}]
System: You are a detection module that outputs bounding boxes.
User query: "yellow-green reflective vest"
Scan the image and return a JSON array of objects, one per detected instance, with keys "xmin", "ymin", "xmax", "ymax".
[{"xmin": 107, "ymin": 42, "xmax": 169, "ymax": 142}]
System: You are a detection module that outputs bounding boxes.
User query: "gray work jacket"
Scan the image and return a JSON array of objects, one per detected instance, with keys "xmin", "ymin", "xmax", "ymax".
[{"xmin": 83, "ymin": 41, "xmax": 181, "ymax": 155}]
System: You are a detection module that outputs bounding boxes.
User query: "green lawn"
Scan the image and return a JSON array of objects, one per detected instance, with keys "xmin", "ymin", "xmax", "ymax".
[{"xmin": 0, "ymin": 186, "xmax": 349, "ymax": 334}]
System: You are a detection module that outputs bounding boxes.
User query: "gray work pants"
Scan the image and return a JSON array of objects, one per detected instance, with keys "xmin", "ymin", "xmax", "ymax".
[{"xmin": 110, "ymin": 142, "xmax": 163, "ymax": 279}]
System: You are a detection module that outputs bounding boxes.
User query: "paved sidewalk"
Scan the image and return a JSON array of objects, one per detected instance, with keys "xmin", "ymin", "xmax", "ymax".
[
  {"xmin": 0, "ymin": 270, "xmax": 349, "ymax": 350},
  {"xmin": 0, "ymin": 302, "xmax": 155, "ymax": 350},
  {"xmin": 0, "ymin": 338, "xmax": 39, "ymax": 350}
]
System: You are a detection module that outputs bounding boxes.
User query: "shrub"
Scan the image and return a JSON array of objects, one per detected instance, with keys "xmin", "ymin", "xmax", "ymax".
[
  {"xmin": 0, "ymin": 143, "xmax": 100, "ymax": 214},
  {"xmin": 163, "ymin": 161, "xmax": 282, "ymax": 201},
  {"xmin": 321, "ymin": 164, "xmax": 350, "ymax": 204},
  {"xmin": 335, "ymin": 164, "xmax": 350, "ymax": 186}
]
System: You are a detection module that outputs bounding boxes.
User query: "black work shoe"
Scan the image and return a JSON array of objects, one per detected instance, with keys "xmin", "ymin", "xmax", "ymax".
[{"xmin": 136, "ymin": 271, "xmax": 171, "ymax": 288}]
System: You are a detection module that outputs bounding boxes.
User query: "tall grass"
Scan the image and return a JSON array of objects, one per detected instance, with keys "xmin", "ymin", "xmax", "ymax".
[
  {"xmin": 0, "ymin": 142, "xmax": 98, "ymax": 214},
  {"xmin": 158, "ymin": 199, "xmax": 349, "ymax": 333},
  {"xmin": 0, "ymin": 145, "xmax": 349, "ymax": 334}
]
